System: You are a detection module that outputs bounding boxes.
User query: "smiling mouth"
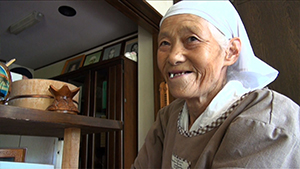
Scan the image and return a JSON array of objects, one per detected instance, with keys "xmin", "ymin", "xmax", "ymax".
[{"xmin": 169, "ymin": 71, "xmax": 192, "ymax": 79}]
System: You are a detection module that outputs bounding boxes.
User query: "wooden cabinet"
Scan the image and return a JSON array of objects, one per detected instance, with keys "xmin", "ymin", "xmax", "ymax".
[{"xmin": 53, "ymin": 56, "xmax": 137, "ymax": 168}]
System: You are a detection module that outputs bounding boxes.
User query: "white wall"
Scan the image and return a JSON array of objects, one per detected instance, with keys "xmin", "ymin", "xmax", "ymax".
[
  {"xmin": 135, "ymin": 0, "xmax": 173, "ymax": 150},
  {"xmin": 0, "ymin": 135, "xmax": 58, "ymax": 165},
  {"xmin": 34, "ymin": 61, "xmax": 65, "ymax": 78},
  {"xmin": 146, "ymin": 0, "xmax": 173, "ymax": 16},
  {"xmin": 137, "ymin": 26, "xmax": 154, "ymax": 150}
]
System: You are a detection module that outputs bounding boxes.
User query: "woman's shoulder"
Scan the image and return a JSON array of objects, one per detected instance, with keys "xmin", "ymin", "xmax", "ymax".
[
  {"xmin": 251, "ymin": 88, "xmax": 299, "ymax": 113},
  {"xmin": 235, "ymin": 88, "xmax": 300, "ymax": 136},
  {"xmin": 240, "ymin": 88, "xmax": 299, "ymax": 114},
  {"xmin": 216, "ymin": 89, "xmax": 300, "ymax": 168}
]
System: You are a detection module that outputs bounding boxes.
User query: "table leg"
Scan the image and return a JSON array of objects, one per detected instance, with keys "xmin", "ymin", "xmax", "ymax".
[{"xmin": 62, "ymin": 128, "xmax": 81, "ymax": 169}]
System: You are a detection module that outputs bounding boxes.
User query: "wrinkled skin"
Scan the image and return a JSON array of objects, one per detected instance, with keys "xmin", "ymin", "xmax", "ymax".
[{"xmin": 157, "ymin": 14, "xmax": 240, "ymax": 126}]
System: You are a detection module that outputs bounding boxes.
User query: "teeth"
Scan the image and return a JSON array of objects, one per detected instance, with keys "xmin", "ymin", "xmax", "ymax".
[{"xmin": 169, "ymin": 72, "xmax": 187, "ymax": 79}]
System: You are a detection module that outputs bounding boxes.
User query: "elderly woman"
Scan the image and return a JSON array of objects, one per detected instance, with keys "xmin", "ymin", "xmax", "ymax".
[{"xmin": 132, "ymin": 1, "xmax": 300, "ymax": 168}]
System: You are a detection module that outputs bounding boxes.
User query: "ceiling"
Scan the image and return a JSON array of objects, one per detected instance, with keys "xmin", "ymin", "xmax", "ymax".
[{"xmin": 0, "ymin": 1, "xmax": 138, "ymax": 70}]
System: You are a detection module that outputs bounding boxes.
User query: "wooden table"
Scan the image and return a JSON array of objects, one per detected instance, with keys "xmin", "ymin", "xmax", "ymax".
[{"xmin": 0, "ymin": 104, "xmax": 123, "ymax": 169}]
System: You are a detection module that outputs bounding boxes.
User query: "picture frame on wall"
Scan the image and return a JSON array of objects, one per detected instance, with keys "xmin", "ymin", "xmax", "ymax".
[
  {"xmin": 124, "ymin": 38, "xmax": 138, "ymax": 62},
  {"xmin": 124, "ymin": 38, "xmax": 138, "ymax": 55},
  {"xmin": 61, "ymin": 55, "xmax": 85, "ymax": 74},
  {"xmin": 83, "ymin": 50, "xmax": 102, "ymax": 66},
  {"xmin": 102, "ymin": 43, "xmax": 122, "ymax": 61}
]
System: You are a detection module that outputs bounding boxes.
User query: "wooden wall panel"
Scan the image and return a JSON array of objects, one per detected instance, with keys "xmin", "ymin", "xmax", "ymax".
[
  {"xmin": 123, "ymin": 58, "xmax": 138, "ymax": 168},
  {"xmin": 234, "ymin": 1, "xmax": 300, "ymax": 105}
]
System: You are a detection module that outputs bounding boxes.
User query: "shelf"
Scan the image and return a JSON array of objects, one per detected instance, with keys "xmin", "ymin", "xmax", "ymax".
[{"xmin": 0, "ymin": 104, "xmax": 123, "ymax": 138}]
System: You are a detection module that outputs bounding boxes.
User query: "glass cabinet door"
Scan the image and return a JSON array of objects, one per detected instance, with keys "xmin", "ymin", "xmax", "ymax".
[
  {"xmin": 94, "ymin": 69, "xmax": 108, "ymax": 118},
  {"xmin": 67, "ymin": 75, "xmax": 88, "ymax": 116}
]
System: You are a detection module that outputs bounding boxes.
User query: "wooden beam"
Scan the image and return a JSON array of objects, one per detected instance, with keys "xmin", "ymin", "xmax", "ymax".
[{"xmin": 62, "ymin": 128, "xmax": 81, "ymax": 169}]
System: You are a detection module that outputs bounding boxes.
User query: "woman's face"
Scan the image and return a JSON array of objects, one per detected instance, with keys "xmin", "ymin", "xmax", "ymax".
[{"xmin": 157, "ymin": 14, "xmax": 228, "ymax": 100}]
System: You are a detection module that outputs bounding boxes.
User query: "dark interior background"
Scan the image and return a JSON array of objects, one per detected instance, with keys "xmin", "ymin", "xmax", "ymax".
[{"xmin": 234, "ymin": 0, "xmax": 300, "ymax": 105}]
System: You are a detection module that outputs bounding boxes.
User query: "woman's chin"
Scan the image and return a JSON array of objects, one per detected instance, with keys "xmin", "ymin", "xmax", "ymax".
[{"xmin": 169, "ymin": 89, "xmax": 195, "ymax": 100}]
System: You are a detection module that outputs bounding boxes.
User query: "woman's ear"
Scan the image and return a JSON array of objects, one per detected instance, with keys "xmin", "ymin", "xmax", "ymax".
[{"xmin": 224, "ymin": 37, "xmax": 241, "ymax": 66}]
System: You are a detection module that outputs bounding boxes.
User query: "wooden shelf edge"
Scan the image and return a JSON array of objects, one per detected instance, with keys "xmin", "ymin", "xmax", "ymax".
[{"xmin": 0, "ymin": 104, "xmax": 123, "ymax": 138}]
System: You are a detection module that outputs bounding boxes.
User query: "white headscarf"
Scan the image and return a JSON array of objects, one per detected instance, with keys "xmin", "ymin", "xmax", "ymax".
[
  {"xmin": 160, "ymin": 0, "xmax": 278, "ymax": 91},
  {"xmin": 160, "ymin": 0, "xmax": 279, "ymax": 131}
]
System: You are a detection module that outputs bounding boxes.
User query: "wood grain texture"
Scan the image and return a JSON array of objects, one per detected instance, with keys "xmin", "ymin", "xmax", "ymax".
[
  {"xmin": 0, "ymin": 104, "xmax": 123, "ymax": 138},
  {"xmin": 123, "ymin": 58, "xmax": 138, "ymax": 168},
  {"xmin": 62, "ymin": 128, "xmax": 80, "ymax": 169},
  {"xmin": 105, "ymin": 0, "xmax": 161, "ymax": 34}
]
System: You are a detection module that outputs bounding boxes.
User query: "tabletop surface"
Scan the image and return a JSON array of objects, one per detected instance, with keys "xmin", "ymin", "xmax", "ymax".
[{"xmin": 0, "ymin": 104, "xmax": 123, "ymax": 138}]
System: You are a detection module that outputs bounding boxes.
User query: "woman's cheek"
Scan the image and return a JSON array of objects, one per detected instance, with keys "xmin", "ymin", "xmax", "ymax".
[{"xmin": 157, "ymin": 52, "xmax": 167, "ymax": 71}]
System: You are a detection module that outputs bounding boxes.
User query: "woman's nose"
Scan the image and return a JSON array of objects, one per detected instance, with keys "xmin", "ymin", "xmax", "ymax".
[{"xmin": 168, "ymin": 45, "xmax": 186, "ymax": 66}]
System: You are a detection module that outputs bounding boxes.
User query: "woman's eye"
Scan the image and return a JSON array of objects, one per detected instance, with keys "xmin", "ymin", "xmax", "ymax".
[
  {"xmin": 187, "ymin": 36, "xmax": 199, "ymax": 42},
  {"xmin": 160, "ymin": 41, "xmax": 170, "ymax": 46}
]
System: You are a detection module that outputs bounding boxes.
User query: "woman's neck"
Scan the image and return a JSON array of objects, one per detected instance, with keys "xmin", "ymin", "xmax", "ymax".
[
  {"xmin": 186, "ymin": 96, "xmax": 212, "ymax": 129},
  {"xmin": 186, "ymin": 81, "xmax": 226, "ymax": 129}
]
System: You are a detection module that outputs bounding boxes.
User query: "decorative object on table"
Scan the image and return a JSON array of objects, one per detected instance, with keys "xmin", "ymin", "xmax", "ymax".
[
  {"xmin": 46, "ymin": 84, "xmax": 80, "ymax": 114},
  {"xmin": 102, "ymin": 42, "xmax": 123, "ymax": 61},
  {"xmin": 0, "ymin": 59, "xmax": 15, "ymax": 104},
  {"xmin": 61, "ymin": 55, "xmax": 85, "ymax": 74},
  {"xmin": 7, "ymin": 79, "xmax": 79, "ymax": 110},
  {"xmin": 83, "ymin": 50, "xmax": 102, "ymax": 66}
]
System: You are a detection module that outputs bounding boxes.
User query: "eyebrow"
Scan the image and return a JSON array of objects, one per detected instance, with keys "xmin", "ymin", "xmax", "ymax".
[
  {"xmin": 159, "ymin": 25, "xmax": 195, "ymax": 36},
  {"xmin": 158, "ymin": 31, "xmax": 169, "ymax": 40},
  {"xmin": 181, "ymin": 24, "xmax": 205, "ymax": 34},
  {"xmin": 159, "ymin": 25, "xmax": 203, "ymax": 40}
]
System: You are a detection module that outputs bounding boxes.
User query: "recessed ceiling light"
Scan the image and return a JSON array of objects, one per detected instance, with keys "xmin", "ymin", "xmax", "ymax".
[{"xmin": 58, "ymin": 6, "xmax": 76, "ymax": 17}]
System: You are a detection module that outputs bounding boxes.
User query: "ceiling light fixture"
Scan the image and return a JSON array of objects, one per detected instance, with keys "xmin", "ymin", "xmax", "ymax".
[{"xmin": 9, "ymin": 11, "xmax": 44, "ymax": 35}]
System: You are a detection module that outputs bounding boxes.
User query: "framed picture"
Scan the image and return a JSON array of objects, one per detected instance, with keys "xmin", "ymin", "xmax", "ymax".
[
  {"xmin": 83, "ymin": 50, "xmax": 102, "ymax": 66},
  {"xmin": 102, "ymin": 43, "xmax": 122, "ymax": 61},
  {"xmin": 124, "ymin": 38, "xmax": 138, "ymax": 55},
  {"xmin": 61, "ymin": 55, "xmax": 85, "ymax": 74},
  {"xmin": 0, "ymin": 148, "xmax": 26, "ymax": 162}
]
